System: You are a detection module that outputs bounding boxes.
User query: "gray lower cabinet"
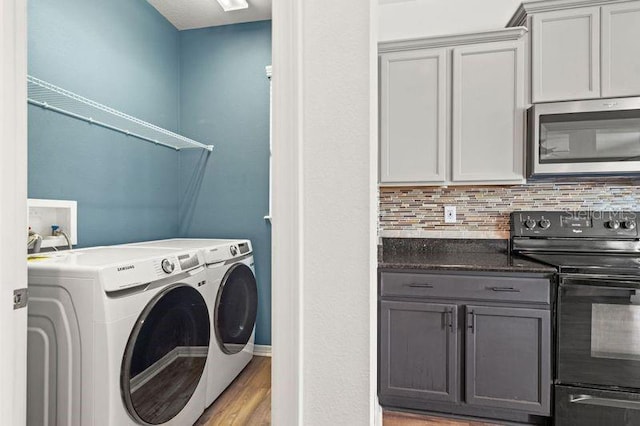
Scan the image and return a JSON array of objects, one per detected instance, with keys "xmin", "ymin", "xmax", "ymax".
[
  {"xmin": 465, "ymin": 305, "xmax": 551, "ymax": 415},
  {"xmin": 379, "ymin": 271, "xmax": 552, "ymax": 420},
  {"xmin": 380, "ymin": 301, "xmax": 458, "ymax": 403}
]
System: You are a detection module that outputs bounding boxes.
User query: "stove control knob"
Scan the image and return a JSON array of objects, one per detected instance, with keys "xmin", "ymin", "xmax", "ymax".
[
  {"xmin": 623, "ymin": 221, "xmax": 637, "ymax": 230},
  {"xmin": 539, "ymin": 219, "xmax": 551, "ymax": 229},
  {"xmin": 524, "ymin": 219, "xmax": 536, "ymax": 229},
  {"xmin": 161, "ymin": 258, "xmax": 175, "ymax": 274},
  {"xmin": 606, "ymin": 220, "xmax": 621, "ymax": 230}
]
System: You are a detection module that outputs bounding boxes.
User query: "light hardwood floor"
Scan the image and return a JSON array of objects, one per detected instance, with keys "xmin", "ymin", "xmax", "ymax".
[
  {"xmin": 384, "ymin": 411, "xmax": 501, "ymax": 426},
  {"xmin": 195, "ymin": 356, "xmax": 500, "ymax": 425},
  {"xmin": 196, "ymin": 356, "xmax": 271, "ymax": 426}
]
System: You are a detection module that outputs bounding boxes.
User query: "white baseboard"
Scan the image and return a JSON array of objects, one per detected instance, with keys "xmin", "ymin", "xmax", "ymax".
[{"xmin": 254, "ymin": 344, "xmax": 272, "ymax": 357}]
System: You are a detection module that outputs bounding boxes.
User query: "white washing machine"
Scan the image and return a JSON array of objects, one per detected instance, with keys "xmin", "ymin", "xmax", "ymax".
[
  {"xmin": 123, "ymin": 239, "xmax": 258, "ymax": 406},
  {"xmin": 27, "ymin": 246, "xmax": 211, "ymax": 426}
]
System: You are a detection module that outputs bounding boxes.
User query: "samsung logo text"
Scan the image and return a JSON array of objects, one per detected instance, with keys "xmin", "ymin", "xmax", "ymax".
[{"xmin": 117, "ymin": 265, "xmax": 135, "ymax": 272}]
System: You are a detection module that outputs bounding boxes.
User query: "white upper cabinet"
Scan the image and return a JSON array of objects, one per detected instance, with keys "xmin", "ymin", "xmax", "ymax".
[
  {"xmin": 379, "ymin": 28, "xmax": 527, "ymax": 186},
  {"xmin": 512, "ymin": 0, "xmax": 640, "ymax": 103},
  {"xmin": 452, "ymin": 40, "xmax": 525, "ymax": 182},
  {"xmin": 602, "ymin": 1, "xmax": 640, "ymax": 97},
  {"xmin": 380, "ymin": 49, "xmax": 448, "ymax": 184},
  {"xmin": 532, "ymin": 7, "xmax": 601, "ymax": 102}
]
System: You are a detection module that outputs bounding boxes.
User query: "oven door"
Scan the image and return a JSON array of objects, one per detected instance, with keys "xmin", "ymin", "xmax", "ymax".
[{"xmin": 558, "ymin": 274, "xmax": 640, "ymax": 389}]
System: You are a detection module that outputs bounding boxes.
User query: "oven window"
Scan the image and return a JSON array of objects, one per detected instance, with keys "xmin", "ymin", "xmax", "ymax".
[
  {"xmin": 540, "ymin": 110, "xmax": 640, "ymax": 164},
  {"xmin": 592, "ymin": 303, "xmax": 640, "ymax": 361}
]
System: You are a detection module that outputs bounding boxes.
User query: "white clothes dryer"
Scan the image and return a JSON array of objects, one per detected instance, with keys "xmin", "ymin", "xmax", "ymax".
[
  {"xmin": 123, "ymin": 239, "xmax": 258, "ymax": 406},
  {"xmin": 27, "ymin": 246, "xmax": 211, "ymax": 426}
]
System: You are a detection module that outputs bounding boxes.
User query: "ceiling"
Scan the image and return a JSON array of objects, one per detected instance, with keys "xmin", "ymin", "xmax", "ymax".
[{"xmin": 147, "ymin": 0, "xmax": 272, "ymax": 31}]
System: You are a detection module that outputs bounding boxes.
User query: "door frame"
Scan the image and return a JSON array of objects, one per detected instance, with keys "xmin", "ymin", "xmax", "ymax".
[
  {"xmin": 0, "ymin": 0, "xmax": 28, "ymax": 423},
  {"xmin": 271, "ymin": 0, "xmax": 380, "ymax": 424},
  {"xmin": 270, "ymin": 0, "xmax": 303, "ymax": 422},
  {"xmin": 4, "ymin": 0, "xmax": 380, "ymax": 423}
]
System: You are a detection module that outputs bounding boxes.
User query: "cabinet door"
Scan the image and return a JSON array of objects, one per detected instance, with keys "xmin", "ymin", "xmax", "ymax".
[
  {"xmin": 379, "ymin": 48, "xmax": 447, "ymax": 184},
  {"xmin": 532, "ymin": 7, "xmax": 601, "ymax": 102},
  {"xmin": 602, "ymin": 1, "xmax": 640, "ymax": 97},
  {"xmin": 451, "ymin": 40, "xmax": 525, "ymax": 183},
  {"xmin": 380, "ymin": 301, "xmax": 458, "ymax": 403},
  {"xmin": 465, "ymin": 305, "xmax": 551, "ymax": 415}
]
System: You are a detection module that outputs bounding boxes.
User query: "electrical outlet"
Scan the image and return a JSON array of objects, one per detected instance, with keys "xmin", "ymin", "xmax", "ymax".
[{"xmin": 444, "ymin": 206, "xmax": 456, "ymax": 223}]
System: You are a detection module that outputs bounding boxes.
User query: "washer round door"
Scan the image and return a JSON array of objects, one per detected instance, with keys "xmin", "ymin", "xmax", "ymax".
[
  {"xmin": 121, "ymin": 284, "xmax": 210, "ymax": 425},
  {"xmin": 215, "ymin": 263, "xmax": 258, "ymax": 355}
]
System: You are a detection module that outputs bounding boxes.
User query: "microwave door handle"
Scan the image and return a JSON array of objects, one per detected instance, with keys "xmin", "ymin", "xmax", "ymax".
[{"xmin": 570, "ymin": 394, "xmax": 640, "ymax": 411}]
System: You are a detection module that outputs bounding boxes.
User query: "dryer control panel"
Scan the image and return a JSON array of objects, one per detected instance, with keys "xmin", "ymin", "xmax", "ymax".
[{"xmin": 202, "ymin": 240, "xmax": 253, "ymax": 264}]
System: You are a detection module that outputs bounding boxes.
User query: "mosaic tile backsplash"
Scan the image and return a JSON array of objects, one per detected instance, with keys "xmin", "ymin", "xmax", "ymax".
[{"xmin": 379, "ymin": 182, "xmax": 640, "ymax": 239}]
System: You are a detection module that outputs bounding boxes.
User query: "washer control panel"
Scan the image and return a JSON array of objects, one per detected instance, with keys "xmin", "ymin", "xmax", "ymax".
[
  {"xmin": 55, "ymin": 247, "xmax": 206, "ymax": 293},
  {"xmin": 177, "ymin": 253, "xmax": 200, "ymax": 270},
  {"xmin": 511, "ymin": 211, "xmax": 639, "ymax": 238}
]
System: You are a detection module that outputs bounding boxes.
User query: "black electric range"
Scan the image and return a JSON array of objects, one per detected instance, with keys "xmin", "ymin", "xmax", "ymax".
[{"xmin": 511, "ymin": 211, "xmax": 640, "ymax": 426}]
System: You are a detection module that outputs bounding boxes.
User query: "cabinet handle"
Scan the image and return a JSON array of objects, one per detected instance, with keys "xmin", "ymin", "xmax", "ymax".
[
  {"xmin": 467, "ymin": 311, "xmax": 475, "ymax": 333},
  {"xmin": 446, "ymin": 309, "xmax": 456, "ymax": 332},
  {"xmin": 443, "ymin": 310, "xmax": 452, "ymax": 330},
  {"xmin": 406, "ymin": 283, "xmax": 433, "ymax": 288},
  {"xmin": 489, "ymin": 286, "xmax": 520, "ymax": 292}
]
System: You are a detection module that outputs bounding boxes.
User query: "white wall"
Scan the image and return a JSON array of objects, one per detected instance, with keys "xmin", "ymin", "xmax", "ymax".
[
  {"xmin": 271, "ymin": 0, "xmax": 378, "ymax": 424},
  {"xmin": 379, "ymin": 0, "xmax": 522, "ymax": 41}
]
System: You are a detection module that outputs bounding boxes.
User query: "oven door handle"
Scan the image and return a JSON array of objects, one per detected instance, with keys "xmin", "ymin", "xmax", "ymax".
[
  {"xmin": 561, "ymin": 274, "xmax": 640, "ymax": 290},
  {"xmin": 570, "ymin": 394, "xmax": 640, "ymax": 411}
]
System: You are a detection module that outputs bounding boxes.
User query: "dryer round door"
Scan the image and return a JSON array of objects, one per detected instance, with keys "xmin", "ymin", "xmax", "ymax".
[
  {"xmin": 215, "ymin": 263, "xmax": 258, "ymax": 355},
  {"xmin": 121, "ymin": 284, "xmax": 210, "ymax": 425}
]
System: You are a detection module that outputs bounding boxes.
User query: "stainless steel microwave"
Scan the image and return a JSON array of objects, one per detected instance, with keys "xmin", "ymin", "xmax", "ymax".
[{"xmin": 528, "ymin": 97, "xmax": 640, "ymax": 178}]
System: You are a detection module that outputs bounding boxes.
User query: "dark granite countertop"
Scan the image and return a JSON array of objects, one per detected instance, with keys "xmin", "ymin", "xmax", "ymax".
[{"xmin": 378, "ymin": 238, "xmax": 557, "ymax": 274}]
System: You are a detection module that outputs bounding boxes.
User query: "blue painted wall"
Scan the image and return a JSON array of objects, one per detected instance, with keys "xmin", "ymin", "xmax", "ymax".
[
  {"xmin": 28, "ymin": 1, "xmax": 272, "ymax": 345},
  {"xmin": 179, "ymin": 21, "xmax": 272, "ymax": 345},
  {"xmin": 28, "ymin": 0, "xmax": 182, "ymax": 247}
]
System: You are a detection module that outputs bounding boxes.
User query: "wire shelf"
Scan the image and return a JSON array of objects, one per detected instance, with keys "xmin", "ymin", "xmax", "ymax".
[{"xmin": 27, "ymin": 76, "xmax": 213, "ymax": 152}]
